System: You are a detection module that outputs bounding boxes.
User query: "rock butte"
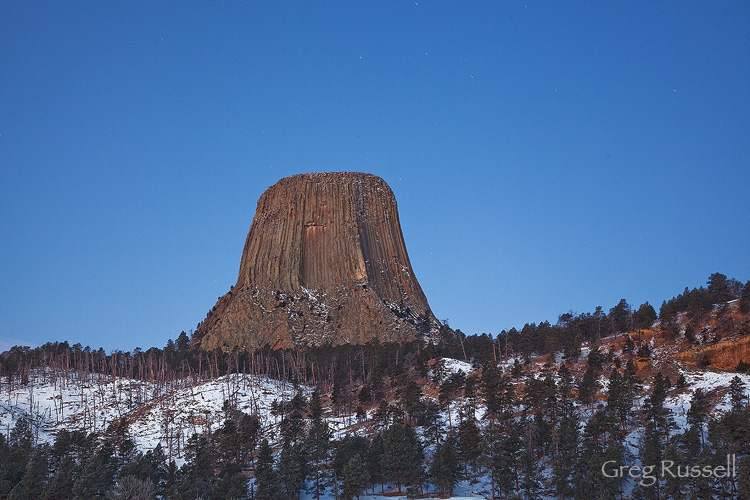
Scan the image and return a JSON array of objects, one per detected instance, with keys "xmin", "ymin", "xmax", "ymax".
[{"xmin": 193, "ymin": 172, "xmax": 443, "ymax": 350}]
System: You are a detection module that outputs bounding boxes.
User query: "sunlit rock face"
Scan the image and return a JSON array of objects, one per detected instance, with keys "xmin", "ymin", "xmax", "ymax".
[{"xmin": 193, "ymin": 172, "xmax": 441, "ymax": 350}]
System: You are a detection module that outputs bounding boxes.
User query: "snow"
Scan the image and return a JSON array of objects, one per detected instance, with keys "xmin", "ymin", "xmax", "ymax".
[
  {"xmin": 2, "ymin": 355, "xmax": 748, "ymax": 497},
  {"xmin": 441, "ymin": 357, "xmax": 473, "ymax": 376},
  {"xmin": 0, "ymin": 371, "xmax": 304, "ymax": 462},
  {"xmin": 665, "ymin": 367, "xmax": 750, "ymax": 420}
]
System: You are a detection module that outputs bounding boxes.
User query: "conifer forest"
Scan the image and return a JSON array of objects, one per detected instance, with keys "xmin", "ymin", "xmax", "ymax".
[{"xmin": 1, "ymin": 273, "xmax": 749, "ymax": 499}]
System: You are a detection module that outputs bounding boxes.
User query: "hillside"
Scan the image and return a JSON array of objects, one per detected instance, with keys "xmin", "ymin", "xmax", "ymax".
[{"xmin": 1, "ymin": 273, "xmax": 749, "ymax": 499}]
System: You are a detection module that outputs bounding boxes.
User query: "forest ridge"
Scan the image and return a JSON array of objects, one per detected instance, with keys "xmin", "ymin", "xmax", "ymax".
[{"xmin": 0, "ymin": 272, "xmax": 749, "ymax": 499}]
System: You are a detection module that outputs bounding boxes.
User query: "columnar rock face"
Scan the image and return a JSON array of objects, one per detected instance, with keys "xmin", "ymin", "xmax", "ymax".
[{"xmin": 193, "ymin": 172, "xmax": 442, "ymax": 350}]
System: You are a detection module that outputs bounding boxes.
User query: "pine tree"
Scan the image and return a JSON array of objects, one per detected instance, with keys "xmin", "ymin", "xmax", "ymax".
[
  {"xmin": 280, "ymin": 399, "xmax": 306, "ymax": 447},
  {"xmin": 518, "ymin": 447, "xmax": 543, "ymax": 500},
  {"xmin": 639, "ymin": 372, "xmax": 673, "ymax": 500},
  {"xmin": 729, "ymin": 375, "xmax": 747, "ymax": 412},
  {"xmin": 341, "ymin": 454, "xmax": 370, "ymax": 500},
  {"xmin": 1, "ymin": 418, "xmax": 32, "ymax": 497},
  {"xmin": 457, "ymin": 417, "xmax": 481, "ymax": 474},
  {"xmin": 161, "ymin": 461, "xmax": 178, "ymax": 500},
  {"xmin": 366, "ymin": 434, "xmax": 385, "ymax": 494},
  {"xmin": 551, "ymin": 412, "xmax": 579, "ymax": 499},
  {"xmin": 687, "ymin": 388, "xmax": 710, "ymax": 448},
  {"xmin": 483, "ymin": 366, "xmax": 514, "ymax": 421},
  {"xmin": 705, "ymin": 405, "xmax": 750, "ymax": 499},
  {"xmin": 740, "ymin": 280, "xmax": 750, "ymax": 314},
  {"xmin": 381, "ymin": 423, "xmax": 423, "ymax": 493},
  {"xmin": 610, "ymin": 298, "xmax": 632, "ymax": 333},
  {"xmin": 306, "ymin": 389, "xmax": 331, "ymax": 500},
  {"xmin": 278, "ymin": 442, "xmax": 307, "ymax": 500},
  {"xmin": 174, "ymin": 433, "xmax": 216, "ymax": 500},
  {"xmin": 707, "ymin": 272, "xmax": 733, "ymax": 303},
  {"xmin": 633, "ymin": 302, "xmax": 657, "ymax": 331},
  {"xmin": 574, "ymin": 410, "xmax": 619, "ymax": 500},
  {"xmin": 72, "ymin": 442, "xmax": 118, "ymax": 500},
  {"xmin": 254, "ymin": 439, "xmax": 282, "ymax": 500},
  {"xmin": 9, "ymin": 447, "xmax": 50, "ymax": 500},
  {"xmin": 606, "ymin": 368, "xmax": 633, "ymax": 434},
  {"xmin": 429, "ymin": 436, "xmax": 461, "ymax": 496},
  {"xmin": 577, "ymin": 366, "xmax": 599, "ymax": 416},
  {"xmin": 396, "ymin": 376, "xmax": 423, "ymax": 425},
  {"xmin": 463, "ymin": 373, "xmax": 479, "ymax": 419},
  {"xmin": 482, "ymin": 408, "xmax": 523, "ymax": 500},
  {"xmin": 661, "ymin": 439, "xmax": 688, "ymax": 500},
  {"xmin": 42, "ymin": 455, "xmax": 76, "ymax": 500},
  {"xmin": 115, "ymin": 447, "xmax": 165, "ymax": 495}
]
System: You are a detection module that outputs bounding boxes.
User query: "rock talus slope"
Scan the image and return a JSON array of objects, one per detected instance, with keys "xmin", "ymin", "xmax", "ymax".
[{"xmin": 193, "ymin": 172, "xmax": 442, "ymax": 350}]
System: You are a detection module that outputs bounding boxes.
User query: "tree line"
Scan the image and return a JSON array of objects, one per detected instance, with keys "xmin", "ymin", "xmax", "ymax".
[
  {"xmin": 2, "ymin": 273, "xmax": 747, "ymax": 388},
  {"xmin": 2, "ymin": 347, "xmax": 749, "ymax": 499}
]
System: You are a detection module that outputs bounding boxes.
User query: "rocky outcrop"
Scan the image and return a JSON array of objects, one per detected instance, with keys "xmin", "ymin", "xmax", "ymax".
[{"xmin": 193, "ymin": 172, "xmax": 442, "ymax": 350}]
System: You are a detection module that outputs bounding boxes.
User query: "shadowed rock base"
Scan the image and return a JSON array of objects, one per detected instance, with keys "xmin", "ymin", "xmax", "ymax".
[{"xmin": 193, "ymin": 172, "xmax": 442, "ymax": 350}]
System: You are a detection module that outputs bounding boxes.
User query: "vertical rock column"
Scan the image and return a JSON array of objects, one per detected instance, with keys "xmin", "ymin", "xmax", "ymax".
[{"xmin": 194, "ymin": 172, "xmax": 440, "ymax": 350}]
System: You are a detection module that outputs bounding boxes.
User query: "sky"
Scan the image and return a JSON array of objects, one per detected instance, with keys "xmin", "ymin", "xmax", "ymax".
[{"xmin": 1, "ymin": 2, "xmax": 748, "ymax": 353}]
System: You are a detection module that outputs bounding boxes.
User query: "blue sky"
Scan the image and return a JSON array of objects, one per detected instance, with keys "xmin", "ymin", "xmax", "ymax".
[{"xmin": 1, "ymin": 2, "xmax": 748, "ymax": 352}]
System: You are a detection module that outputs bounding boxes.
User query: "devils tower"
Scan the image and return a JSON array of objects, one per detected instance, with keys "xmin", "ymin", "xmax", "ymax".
[{"xmin": 193, "ymin": 172, "xmax": 442, "ymax": 350}]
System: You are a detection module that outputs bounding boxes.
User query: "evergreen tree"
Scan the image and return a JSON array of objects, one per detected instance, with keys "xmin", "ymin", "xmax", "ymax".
[
  {"xmin": 214, "ymin": 461, "xmax": 248, "ymax": 500},
  {"xmin": 706, "ymin": 406, "xmax": 750, "ymax": 499},
  {"xmin": 610, "ymin": 298, "xmax": 632, "ymax": 333},
  {"xmin": 457, "ymin": 417, "xmax": 481, "ymax": 474},
  {"xmin": 738, "ymin": 455, "xmax": 750, "ymax": 500},
  {"xmin": 707, "ymin": 272, "xmax": 733, "ymax": 303},
  {"xmin": 429, "ymin": 436, "xmax": 461, "ymax": 496},
  {"xmin": 1, "ymin": 418, "xmax": 32, "ymax": 497},
  {"xmin": 606, "ymin": 368, "xmax": 633, "ymax": 434},
  {"xmin": 574, "ymin": 410, "xmax": 620, "ymax": 500},
  {"xmin": 306, "ymin": 389, "xmax": 331, "ymax": 500},
  {"xmin": 279, "ymin": 396, "xmax": 306, "ymax": 447},
  {"xmin": 633, "ymin": 302, "xmax": 657, "ymax": 331},
  {"xmin": 729, "ymin": 375, "xmax": 747, "ymax": 412},
  {"xmin": 161, "ymin": 461, "xmax": 178, "ymax": 500},
  {"xmin": 661, "ymin": 439, "xmax": 687, "ymax": 500},
  {"xmin": 366, "ymin": 434, "xmax": 385, "ymax": 494},
  {"xmin": 173, "ymin": 433, "xmax": 216, "ymax": 500},
  {"xmin": 420, "ymin": 399, "xmax": 443, "ymax": 445},
  {"xmin": 483, "ymin": 366, "xmax": 514, "ymax": 421},
  {"xmin": 8, "ymin": 446, "xmax": 50, "ymax": 500},
  {"xmin": 463, "ymin": 373, "xmax": 479, "ymax": 419},
  {"xmin": 254, "ymin": 440, "xmax": 283, "ymax": 500},
  {"xmin": 687, "ymin": 388, "xmax": 710, "ymax": 448},
  {"xmin": 438, "ymin": 371, "xmax": 465, "ymax": 429},
  {"xmin": 740, "ymin": 280, "xmax": 750, "ymax": 314},
  {"xmin": 639, "ymin": 373, "xmax": 673, "ymax": 500},
  {"xmin": 482, "ymin": 403, "xmax": 524, "ymax": 500},
  {"xmin": 278, "ymin": 442, "xmax": 307, "ymax": 500},
  {"xmin": 42, "ymin": 455, "xmax": 76, "ymax": 500},
  {"xmin": 551, "ymin": 412, "xmax": 579, "ymax": 499},
  {"xmin": 118, "ymin": 444, "xmax": 167, "ymax": 496},
  {"xmin": 72, "ymin": 442, "xmax": 118, "ymax": 500},
  {"xmin": 518, "ymin": 447, "xmax": 543, "ymax": 500},
  {"xmin": 624, "ymin": 358, "xmax": 642, "ymax": 393},
  {"xmin": 396, "ymin": 376, "xmax": 423, "ymax": 425},
  {"xmin": 341, "ymin": 454, "xmax": 369, "ymax": 500},
  {"xmin": 381, "ymin": 423, "xmax": 423, "ymax": 493},
  {"xmin": 577, "ymin": 365, "xmax": 599, "ymax": 416}
]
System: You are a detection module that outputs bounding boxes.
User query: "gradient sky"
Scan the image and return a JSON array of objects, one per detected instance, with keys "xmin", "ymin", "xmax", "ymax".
[{"xmin": 1, "ymin": 2, "xmax": 748, "ymax": 352}]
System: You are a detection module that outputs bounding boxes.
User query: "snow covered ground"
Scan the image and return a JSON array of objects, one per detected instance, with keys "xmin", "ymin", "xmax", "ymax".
[
  {"xmin": 0, "ymin": 371, "xmax": 303, "ymax": 459},
  {"xmin": 1, "ymin": 354, "xmax": 747, "ymax": 495}
]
